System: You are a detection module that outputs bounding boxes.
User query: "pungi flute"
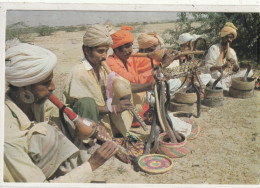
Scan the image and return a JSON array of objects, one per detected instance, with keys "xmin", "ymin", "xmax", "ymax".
[
  {"xmin": 101, "ymin": 61, "xmax": 148, "ymax": 132},
  {"xmin": 130, "ymin": 49, "xmax": 205, "ymax": 62},
  {"xmin": 48, "ymin": 92, "xmax": 130, "ymax": 156}
]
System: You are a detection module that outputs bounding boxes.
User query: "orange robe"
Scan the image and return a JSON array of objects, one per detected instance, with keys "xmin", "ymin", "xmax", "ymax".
[
  {"xmin": 106, "ymin": 53, "xmax": 160, "ymax": 84},
  {"xmin": 135, "ymin": 57, "xmax": 160, "ymax": 74}
]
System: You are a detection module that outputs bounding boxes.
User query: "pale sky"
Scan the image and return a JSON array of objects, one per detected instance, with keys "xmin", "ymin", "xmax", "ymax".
[{"xmin": 6, "ymin": 11, "xmax": 179, "ymax": 27}]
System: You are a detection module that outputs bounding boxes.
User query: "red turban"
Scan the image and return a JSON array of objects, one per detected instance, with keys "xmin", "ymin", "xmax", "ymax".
[{"xmin": 111, "ymin": 25, "xmax": 134, "ymax": 49}]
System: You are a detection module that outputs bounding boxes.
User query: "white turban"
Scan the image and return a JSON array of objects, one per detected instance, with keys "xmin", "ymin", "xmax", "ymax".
[
  {"xmin": 178, "ymin": 33, "xmax": 203, "ymax": 45},
  {"xmin": 5, "ymin": 43, "xmax": 57, "ymax": 87},
  {"xmin": 83, "ymin": 24, "xmax": 113, "ymax": 47},
  {"xmin": 138, "ymin": 32, "xmax": 164, "ymax": 49}
]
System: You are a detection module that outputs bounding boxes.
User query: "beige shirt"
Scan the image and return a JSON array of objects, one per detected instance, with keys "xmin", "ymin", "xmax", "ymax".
[
  {"xmin": 63, "ymin": 59, "xmax": 133, "ymax": 137},
  {"xmin": 4, "ymin": 95, "xmax": 92, "ymax": 183},
  {"xmin": 63, "ymin": 58, "xmax": 108, "ymax": 106}
]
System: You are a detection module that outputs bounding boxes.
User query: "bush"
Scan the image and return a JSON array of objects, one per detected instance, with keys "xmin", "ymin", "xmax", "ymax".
[
  {"xmin": 78, "ymin": 25, "xmax": 87, "ymax": 31},
  {"xmin": 132, "ymin": 25, "xmax": 144, "ymax": 33},
  {"xmin": 37, "ymin": 25, "xmax": 55, "ymax": 36},
  {"xmin": 64, "ymin": 26, "xmax": 77, "ymax": 32},
  {"xmin": 6, "ymin": 22, "xmax": 30, "ymax": 41}
]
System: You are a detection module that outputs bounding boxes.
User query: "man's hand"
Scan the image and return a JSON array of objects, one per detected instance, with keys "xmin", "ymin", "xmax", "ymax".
[
  {"xmin": 222, "ymin": 58, "xmax": 235, "ymax": 70},
  {"xmin": 115, "ymin": 100, "xmax": 133, "ymax": 113},
  {"xmin": 222, "ymin": 61, "xmax": 232, "ymax": 70},
  {"xmin": 88, "ymin": 141, "xmax": 118, "ymax": 171},
  {"xmin": 95, "ymin": 125, "xmax": 111, "ymax": 142},
  {"xmin": 196, "ymin": 68, "xmax": 202, "ymax": 75},
  {"xmin": 229, "ymin": 58, "xmax": 236, "ymax": 65},
  {"xmin": 162, "ymin": 49, "xmax": 181, "ymax": 67}
]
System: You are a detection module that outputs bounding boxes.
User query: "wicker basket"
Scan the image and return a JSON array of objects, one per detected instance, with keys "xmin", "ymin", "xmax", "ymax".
[{"xmin": 157, "ymin": 133, "xmax": 191, "ymax": 158}]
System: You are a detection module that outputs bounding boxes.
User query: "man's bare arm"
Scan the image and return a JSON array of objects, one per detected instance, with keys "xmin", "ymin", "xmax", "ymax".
[{"xmin": 131, "ymin": 83, "xmax": 153, "ymax": 93}]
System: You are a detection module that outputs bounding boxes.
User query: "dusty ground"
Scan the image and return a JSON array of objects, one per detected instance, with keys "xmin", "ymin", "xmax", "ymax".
[{"xmin": 26, "ymin": 23, "xmax": 260, "ymax": 185}]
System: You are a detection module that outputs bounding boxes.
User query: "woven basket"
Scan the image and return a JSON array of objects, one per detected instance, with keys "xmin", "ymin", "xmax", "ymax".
[
  {"xmin": 178, "ymin": 117, "xmax": 200, "ymax": 140},
  {"xmin": 138, "ymin": 154, "xmax": 173, "ymax": 174},
  {"xmin": 157, "ymin": 133, "xmax": 191, "ymax": 158},
  {"xmin": 172, "ymin": 92, "xmax": 197, "ymax": 104}
]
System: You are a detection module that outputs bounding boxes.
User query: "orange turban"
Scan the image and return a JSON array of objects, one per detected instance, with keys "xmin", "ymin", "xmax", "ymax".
[
  {"xmin": 220, "ymin": 22, "xmax": 238, "ymax": 39},
  {"xmin": 111, "ymin": 25, "xmax": 134, "ymax": 49}
]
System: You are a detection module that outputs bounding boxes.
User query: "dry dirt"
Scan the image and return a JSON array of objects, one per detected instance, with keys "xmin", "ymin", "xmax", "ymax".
[{"xmin": 26, "ymin": 24, "xmax": 260, "ymax": 185}]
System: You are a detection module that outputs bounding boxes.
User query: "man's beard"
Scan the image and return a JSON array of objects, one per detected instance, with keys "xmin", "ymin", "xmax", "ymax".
[
  {"xmin": 222, "ymin": 40, "xmax": 231, "ymax": 46},
  {"xmin": 34, "ymin": 91, "xmax": 52, "ymax": 104},
  {"xmin": 35, "ymin": 97, "xmax": 48, "ymax": 104}
]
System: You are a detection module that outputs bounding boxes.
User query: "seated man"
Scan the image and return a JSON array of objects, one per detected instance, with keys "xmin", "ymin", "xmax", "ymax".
[
  {"xmin": 4, "ymin": 41, "xmax": 117, "ymax": 182},
  {"xmin": 106, "ymin": 27, "xmax": 179, "ymax": 126},
  {"xmin": 205, "ymin": 22, "xmax": 253, "ymax": 91},
  {"xmin": 136, "ymin": 32, "xmax": 163, "ymax": 71},
  {"xmin": 63, "ymin": 25, "xmax": 134, "ymax": 138},
  {"xmin": 107, "ymin": 26, "xmax": 177, "ymax": 84},
  {"xmin": 137, "ymin": 32, "xmax": 183, "ymax": 95},
  {"xmin": 169, "ymin": 32, "xmax": 212, "ymax": 91}
]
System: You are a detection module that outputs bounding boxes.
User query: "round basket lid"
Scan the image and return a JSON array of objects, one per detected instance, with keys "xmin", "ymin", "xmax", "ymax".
[{"xmin": 138, "ymin": 154, "xmax": 173, "ymax": 174}]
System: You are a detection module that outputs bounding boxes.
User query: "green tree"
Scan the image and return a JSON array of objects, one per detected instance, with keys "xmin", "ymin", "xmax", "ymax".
[{"xmin": 163, "ymin": 13, "xmax": 259, "ymax": 65}]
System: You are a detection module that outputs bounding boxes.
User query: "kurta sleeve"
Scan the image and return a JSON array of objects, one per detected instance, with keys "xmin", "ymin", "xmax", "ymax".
[
  {"xmin": 230, "ymin": 48, "xmax": 238, "ymax": 65},
  {"xmin": 205, "ymin": 45, "xmax": 219, "ymax": 72},
  {"xmin": 48, "ymin": 162, "xmax": 93, "ymax": 183},
  {"xmin": 4, "ymin": 104, "xmax": 46, "ymax": 182},
  {"xmin": 4, "ymin": 142, "xmax": 93, "ymax": 183},
  {"xmin": 4, "ymin": 142, "xmax": 47, "ymax": 182}
]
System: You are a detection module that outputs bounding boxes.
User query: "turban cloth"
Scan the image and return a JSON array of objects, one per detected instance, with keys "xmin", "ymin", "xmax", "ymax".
[
  {"xmin": 178, "ymin": 33, "xmax": 202, "ymax": 45},
  {"xmin": 220, "ymin": 22, "xmax": 237, "ymax": 39},
  {"xmin": 111, "ymin": 25, "xmax": 134, "ymax": 49},
  {"xmin": 83, "ymin": 24, "xmax": 113, "ymax": 47},
  {"xmin": 138, "ymin": 32, "xmax": 164, "ymax": 49},
  {"xmin": 5, "ymin": 43, "xmax": 57, "ymax": 87}
]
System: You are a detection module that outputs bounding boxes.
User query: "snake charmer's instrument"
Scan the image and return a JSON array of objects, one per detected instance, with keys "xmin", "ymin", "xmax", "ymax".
[
  {"xmin": 101, "ymin": 61, "xmax": 148, "ymax": 131},
  {"xmin": 223, "ymin": 42, "xmax": 236, "ymax": 76},
  {"xmin": 131, "ymin": 40, "xmax": 205, "ymax": 89},
  {"xmin": 48, "ymin": 92, "xmax": 131, "ymax": 156},
  {"xmin": 131, "ymin": 49, "xmax": 205, "ymax": 62}
]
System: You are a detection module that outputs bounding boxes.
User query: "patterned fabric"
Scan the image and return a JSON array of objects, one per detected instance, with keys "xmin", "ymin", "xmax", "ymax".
[
  {"xmin": 112, "ymin": 136, "xmax": 145, "ymax": 164},
  {"xmin": 143, "ymin": 106, "xmax": 154, "ymax": 125}
]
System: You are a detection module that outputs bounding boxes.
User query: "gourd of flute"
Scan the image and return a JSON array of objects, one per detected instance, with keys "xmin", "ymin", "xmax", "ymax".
[
  {"xmin": 226, "ymin": 43, "xmax": 232, "ymax": 61},
  {"xmin": 48, "ymin": 93, "xmax": 131, "ymax": 156},
  {"xmin": 101, "ymin": 61, "xmax": 148, "ymax": 131},
  {"xmin": 225, "ymin": 43, "xmax": 234, "ymax": 74},
  {"xmin": 48, "ymin": 93, "xmax": 98, "ymax": 140}
]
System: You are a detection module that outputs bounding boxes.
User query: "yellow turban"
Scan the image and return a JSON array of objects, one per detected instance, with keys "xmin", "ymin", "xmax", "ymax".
[
  {"xmin": 138, "ymin": 32, "xmax": 164, "ymax": 49},
  {"xmin": 220, "ymin": 22, "xmax": 238, "ymax": 39}
]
